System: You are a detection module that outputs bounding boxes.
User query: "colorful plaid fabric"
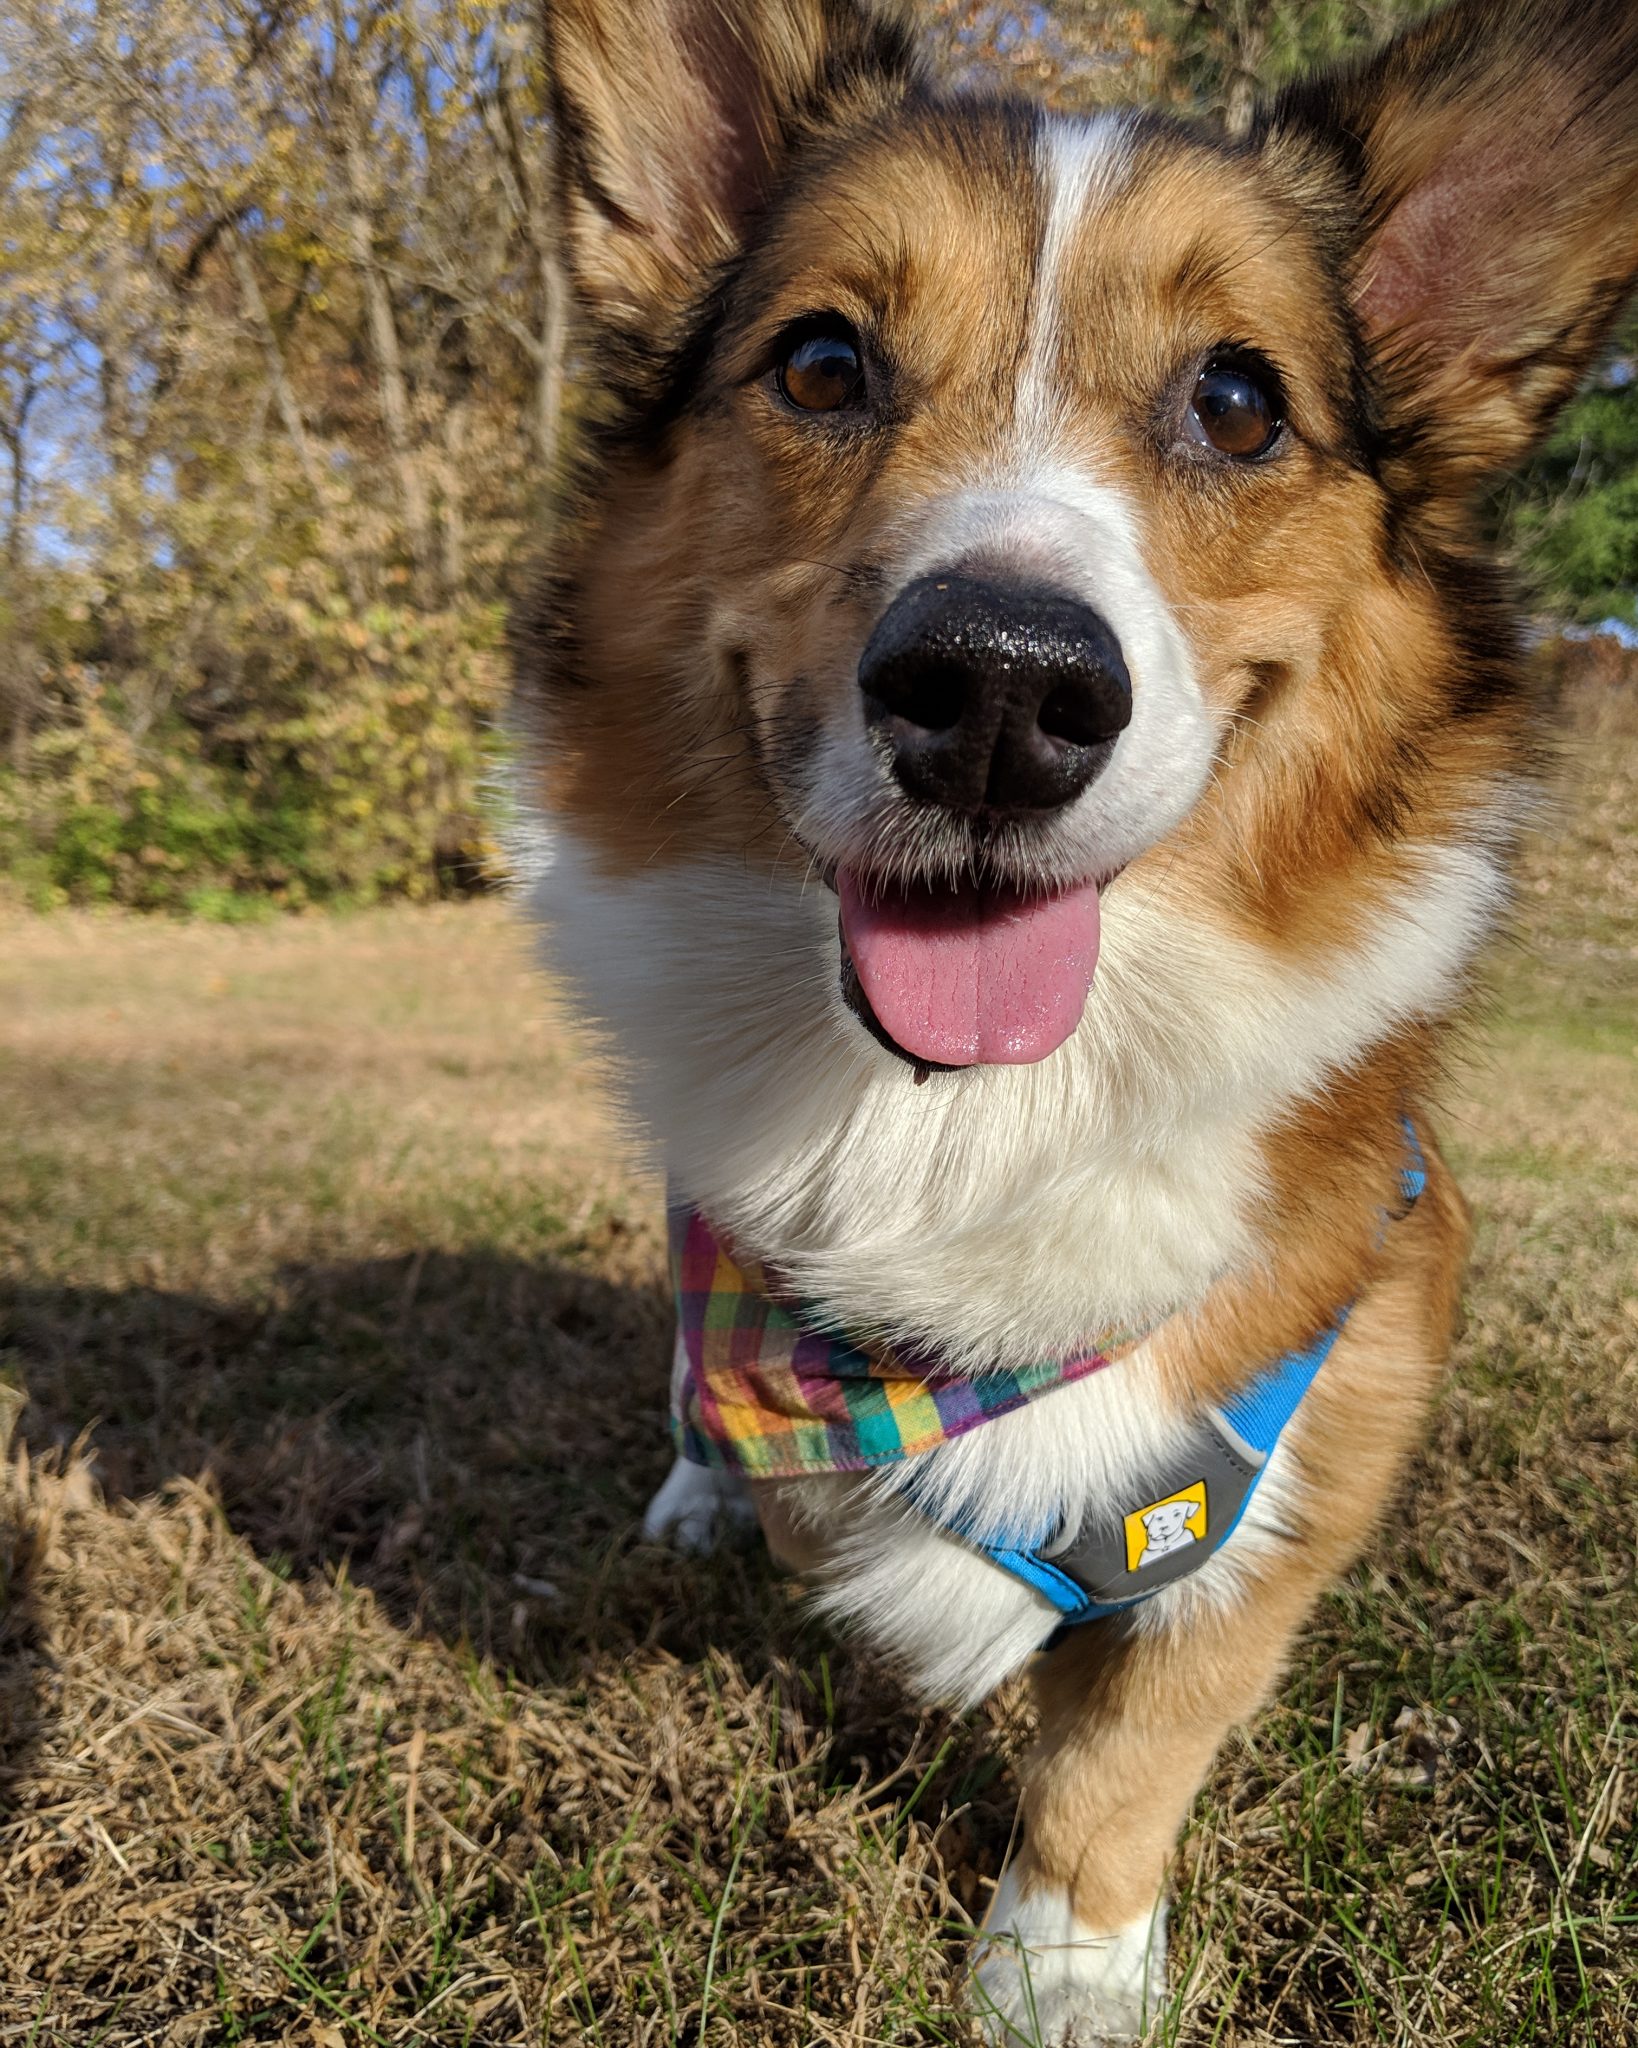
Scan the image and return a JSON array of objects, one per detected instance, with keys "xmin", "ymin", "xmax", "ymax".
[{"xmin": 670, "ymin": 1202, "xmax": 1148, "ymax": 1480}]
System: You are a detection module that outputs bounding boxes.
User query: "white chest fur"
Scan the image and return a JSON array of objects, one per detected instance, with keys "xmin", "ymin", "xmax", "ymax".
[
  {"xmin": 530, "ymin": 828, "xmax": 1500, "ymax": 1373},
  {"xmin": 533, "ymin": 822, "xmax": 1497, "ymax": 1697}
]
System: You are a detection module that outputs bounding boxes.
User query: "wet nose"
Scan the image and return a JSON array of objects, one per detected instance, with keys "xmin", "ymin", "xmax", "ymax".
[{"xmin": 858, "ymin": 573, "xmax": 1132, "ymax": 813}]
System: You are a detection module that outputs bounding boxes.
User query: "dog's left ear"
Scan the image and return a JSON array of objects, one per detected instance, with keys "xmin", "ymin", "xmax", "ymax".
[{"xmin": 1260, "ymin": 0, "xmax": 1638, "ymax": 494}]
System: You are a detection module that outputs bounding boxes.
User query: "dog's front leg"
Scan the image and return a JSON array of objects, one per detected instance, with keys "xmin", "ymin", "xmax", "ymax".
[
  {"xmin": 969, "ymin": 1573, "xmax": 1325, "ymax": 2046},
  {"xmin": 970, "ymin": 1161, "xmax": 1465, "ymax": 2044},
  {"xmin": 641, "ymin": 1454, "xmax": 758, "ymax": 1551},
  {"xmin": 641, "ymin": 1332, "xmax": 759, "ymax": 1552}
]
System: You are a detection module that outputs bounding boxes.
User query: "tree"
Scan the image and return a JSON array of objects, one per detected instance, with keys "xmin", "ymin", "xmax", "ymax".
[
  {"xmin": 0, "ymin": 0, "xmax": 557, "ymax": 905},
  {"xmin": 924, "ymin": 1, "xmax": 1430, "ymax": 120},
  {"xmin": 1155, "ymin": 1, "xmax": 1426, "ymax": 130},
  {"xmin": 1512, "ymin": 309, "xmax": 1638, "ymax": 628},
  {"xmin": 0, "ymin": 0, "xmax": 1628, "ymax": 909},
  {"xmin": 922, "ymin": 5, "xmax": 1170, "ymax": 109}
]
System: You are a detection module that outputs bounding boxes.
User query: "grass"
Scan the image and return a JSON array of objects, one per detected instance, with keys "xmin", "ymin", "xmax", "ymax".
[{"xmin": 1, "ymin": 672, "xmax": 1635, "ymax": 2046}]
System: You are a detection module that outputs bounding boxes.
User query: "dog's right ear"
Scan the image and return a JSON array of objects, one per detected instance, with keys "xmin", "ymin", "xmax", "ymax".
[{"xmin": 544, "ymin": 0, "xmax": 920, "ymax": 340}]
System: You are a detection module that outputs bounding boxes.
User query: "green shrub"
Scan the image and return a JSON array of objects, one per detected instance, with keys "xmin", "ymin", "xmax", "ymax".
[
  {"xmin": 1512, "ymin": 317, "xmax": 1638, "ymax": 626},
  {"xmin": 0, "ymin": 596, "xmax": 511, "ymax": 912}
]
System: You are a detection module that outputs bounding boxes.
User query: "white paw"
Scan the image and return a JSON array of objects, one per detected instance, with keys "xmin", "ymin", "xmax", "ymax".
[
  {"xmin": 641, "ymin": 1455, "xmax": 759, "ymax": 1555},
  {"xmin": 967, "ymin": 1868, "xmax": 1166, "ymax": 2046}
]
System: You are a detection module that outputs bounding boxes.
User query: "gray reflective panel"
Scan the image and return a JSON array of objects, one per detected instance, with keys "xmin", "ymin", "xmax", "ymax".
[{"xmin": 1048, "ymin": 1416, "xmax": 1266, "ymax": 1608}]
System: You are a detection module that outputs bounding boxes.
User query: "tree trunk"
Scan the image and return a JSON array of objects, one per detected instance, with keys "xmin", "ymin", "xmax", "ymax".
[
  {"xmin": 0, "ymin": 396, "xmax": 29, "ymax": 574},
  {"xmin": 343, "ymin": 169, "xmax": 439, "ymax": 602},
  {"xmin": 92, "ymin": 0, "xmax": 141, "ymax": 679},
  {"xmin": 440, "ymin": 394, "xmax": 466, "ymax": 596},
  {"xmin": 326, "ymin": 4, "xmax": 438, "ymax": 603},
  {"xmin": 1224, "ymin": 61, "xmax": 1258, "ymax": 137},
  {"xmin": 228, "ymin": 231, "xmax": 370, "ymax": 612},
  {"xmin": 0, "ymin": 401, "xmax": 37, "ymax": 770},
  {"xmin": 493, "ymin": 59, "xmax": 569, "ymax": 475},
  {"xmin": 536, "ymin": 239, "xmax": 567, "ymax": 476}
]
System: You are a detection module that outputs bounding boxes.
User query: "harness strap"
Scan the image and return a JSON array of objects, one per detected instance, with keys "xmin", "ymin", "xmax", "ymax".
[{"xmin": 928, "ymin": 1117, "xmax": 1428, "ymax": 1630}]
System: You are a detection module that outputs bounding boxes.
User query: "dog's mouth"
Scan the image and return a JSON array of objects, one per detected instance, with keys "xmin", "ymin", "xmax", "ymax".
[{"xmin": 834, "ymin": 865, "xmax": 1106, "ymax": 1072}]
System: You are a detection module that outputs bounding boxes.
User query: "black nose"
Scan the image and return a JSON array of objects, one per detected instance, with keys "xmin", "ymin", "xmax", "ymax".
[{"xmin": 858, "ymin": 573, "xmax": 1133, "ymax": 814}]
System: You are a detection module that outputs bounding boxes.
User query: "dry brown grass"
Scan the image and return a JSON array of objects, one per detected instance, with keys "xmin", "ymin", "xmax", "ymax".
[{"xmin": 2, "ymin": 684, "xmax": 1635, "ymax": 2046}]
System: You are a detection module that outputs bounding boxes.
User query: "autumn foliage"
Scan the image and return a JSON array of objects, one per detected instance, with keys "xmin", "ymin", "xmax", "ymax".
[
  {"xmin": 0, "ymin": 0, "xmax": 555, "ymax": 908},
  {"xmin": 0, "ymin": 0, "xmax": 1626, "ymax": 910}
]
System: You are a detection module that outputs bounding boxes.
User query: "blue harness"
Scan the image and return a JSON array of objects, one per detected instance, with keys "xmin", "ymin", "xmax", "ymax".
[{"xmin": 923, "ymin": 1119, "xmax": 1428, "ymax": 1630}]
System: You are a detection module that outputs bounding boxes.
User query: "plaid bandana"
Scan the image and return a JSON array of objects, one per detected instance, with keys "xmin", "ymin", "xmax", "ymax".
[{"xmin": 669, "ymin": 1202, "xmax": 1148, "ymax": 1480}]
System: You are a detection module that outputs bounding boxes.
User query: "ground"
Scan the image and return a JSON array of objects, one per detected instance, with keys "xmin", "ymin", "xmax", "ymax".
[{"xmin": 1, "ymin": 671, "xmax": 1634, "ymax": 2047}]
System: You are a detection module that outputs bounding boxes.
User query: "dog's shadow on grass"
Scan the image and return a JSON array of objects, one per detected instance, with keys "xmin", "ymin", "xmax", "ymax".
[
  {"xmin": 1, "ymin": 1249, "xmax": 923, "ymax": 1719},
  {"xmin": 3, "ymin": 1250, "xmax": 1019, "ymax": 1989}
]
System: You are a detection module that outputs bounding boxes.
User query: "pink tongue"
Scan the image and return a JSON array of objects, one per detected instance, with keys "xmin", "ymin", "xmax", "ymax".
[{"xmin": 837, "ymin": 868, "xmax": 1101, "ymax": 1068}]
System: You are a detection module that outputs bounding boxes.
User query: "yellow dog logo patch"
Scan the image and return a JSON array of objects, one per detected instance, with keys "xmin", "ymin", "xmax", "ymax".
[{"xmin": 1124, "ymin": 1483, "xmax": 1208, "ymax": 1572}]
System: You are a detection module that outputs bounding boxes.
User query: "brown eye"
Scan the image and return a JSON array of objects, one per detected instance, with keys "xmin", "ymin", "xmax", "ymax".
[
  {"xmin": 1188, "ymin": 362, "xmax": 1282, "ymax": 459},
  {"xmin": 777, "ymin": 328, "xmax": 866, "ymax": 414}
]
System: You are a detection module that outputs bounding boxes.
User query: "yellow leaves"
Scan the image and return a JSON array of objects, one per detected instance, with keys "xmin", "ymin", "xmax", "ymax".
[
  {"xmin": 6, "ymin": 594, "xmax": 507, "ymax": 908},
  {"xmin": 1, "ymin": 0, "xmax": 535, "ymax": 912},
  {"xmin": 455, "ymin": 0, "xmax": 504, "ymax": 33}
]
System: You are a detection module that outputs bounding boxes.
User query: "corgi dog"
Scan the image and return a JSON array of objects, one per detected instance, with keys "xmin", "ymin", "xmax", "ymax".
[{"xmin": 524, "ymin": 1, "xmax": 1638, "ymax": 2038}]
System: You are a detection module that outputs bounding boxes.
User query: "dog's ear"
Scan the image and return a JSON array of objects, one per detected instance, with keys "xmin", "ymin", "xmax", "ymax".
[
  {"xmin": 1260, "ymin": 0, "xmax": 1638, "ymax": 494},
  {"xmin": 544, "ymin": 0, "xmax": 920, "ymax": 338}
]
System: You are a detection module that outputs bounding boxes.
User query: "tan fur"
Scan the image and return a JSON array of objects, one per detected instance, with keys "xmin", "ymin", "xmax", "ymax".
[
  {"xmin": 545, "ymin": 0, "xmax": 920, "ymax": 336},
  {"xmin": 1016, "ymin": 1141, "xmax": 1469, "ymax": 1935},
  {"xmin": 542, "ymin": 99, "xmax": 1044, "ymax": 875},
  {"xmin": 529, "ymin": 0, "xmax": 1638, "ymax": 2028},
  {"xmin": 541, "ymin": 118, "xmax": 1521, "ymax": 966}
]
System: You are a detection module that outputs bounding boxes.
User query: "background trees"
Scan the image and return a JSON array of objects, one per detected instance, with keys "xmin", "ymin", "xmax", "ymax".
[
  {"xmin": 922, "ymin": 1, "xmax": 1427, "ymax": 122},
  {"xmin": 1510, "ymin": 309, "xmax": 1638, "ymax": 632},
  {"xmin": 0, "ymin": 0, "xmax": 1630, "ymax": 909},
  {"xmin": 0, "ymin": 0, "xmax": 554, "ymax": 907}
]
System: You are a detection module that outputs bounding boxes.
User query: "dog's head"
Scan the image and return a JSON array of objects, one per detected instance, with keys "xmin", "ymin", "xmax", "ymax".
[
  {"xmin": 1140, "ymin": 1500, "xmax": 1196, "ymax": 1545},
  {"xmin": 527, "ymin": 0, "xmax": 1637, "ymax": 1332}
]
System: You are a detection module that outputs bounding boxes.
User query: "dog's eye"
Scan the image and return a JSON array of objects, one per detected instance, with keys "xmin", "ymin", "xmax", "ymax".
[
  {"xmin": 777, "ymin": 327, "xmax": 866, "ymax": 415},
  {"xmin": 1188, "ymin": 362, "xmax": 1283, "ymax": 459}
]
